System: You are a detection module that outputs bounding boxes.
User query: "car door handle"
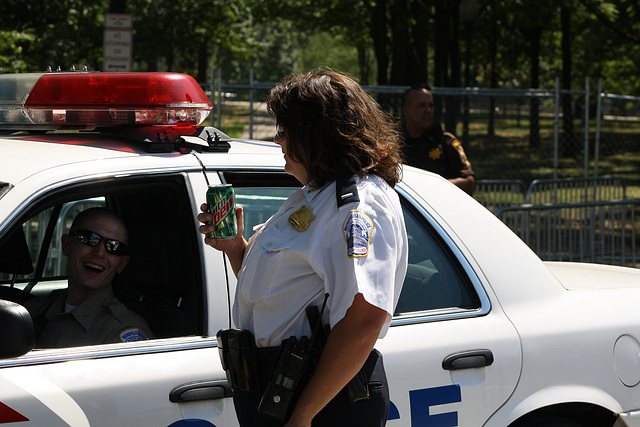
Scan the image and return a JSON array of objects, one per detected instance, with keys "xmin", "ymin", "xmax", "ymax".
[
  {"xmin": 442, "ymin": 349, "xmax": 494, "ymax": 371},
  {"xmin": 169, "ymin": 380, "xmax": 233, "ymax": 403}
]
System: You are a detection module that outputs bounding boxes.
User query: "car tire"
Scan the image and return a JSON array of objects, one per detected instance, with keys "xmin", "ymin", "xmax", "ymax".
[{"xmin": 512, "ymin": 415, "xmax": 583, "ymax": 427}]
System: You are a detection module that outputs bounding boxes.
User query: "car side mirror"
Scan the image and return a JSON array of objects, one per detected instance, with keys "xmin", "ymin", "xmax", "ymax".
[{"xmin": 0, "ymin": 299, "xmax": 35, "ymax": 358}]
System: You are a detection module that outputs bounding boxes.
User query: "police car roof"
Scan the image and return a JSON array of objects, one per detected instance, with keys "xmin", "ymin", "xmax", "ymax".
[
  {"xmin": 0, "ymin": 133, "xmax": 284, "ymax": 187},
  {"xmin": 0, "ymin": 71, "xmax": 286, "ymax": 187}
]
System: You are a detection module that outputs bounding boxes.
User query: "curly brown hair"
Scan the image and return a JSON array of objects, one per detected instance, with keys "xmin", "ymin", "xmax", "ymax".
[{"xmin": 266, "ymin": 70, "xmax": 403, "ymax": 188}]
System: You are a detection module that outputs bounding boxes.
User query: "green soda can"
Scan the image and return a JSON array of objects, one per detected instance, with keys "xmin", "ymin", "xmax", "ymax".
[{"xmin": 206, "ymin": 184, "xmax": 237, "ymax": 239}]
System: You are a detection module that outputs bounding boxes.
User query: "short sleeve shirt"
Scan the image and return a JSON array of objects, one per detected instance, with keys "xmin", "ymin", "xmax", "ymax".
[
  {"xmin": 403, "ymin": 123, "xmax": 474, "ymax": 179},
  {"xmin": 25, "ymin": 286, "xmax": 152, "ymax": 348},
  {"xmin": 234, "ymin": 174, "xmax": 408, "ymax": 348}
]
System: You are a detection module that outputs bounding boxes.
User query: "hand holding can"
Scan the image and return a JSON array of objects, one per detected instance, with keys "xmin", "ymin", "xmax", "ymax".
[{"xmin": 206, "ymin": 184, "xmax": 238, "ymax": 239}]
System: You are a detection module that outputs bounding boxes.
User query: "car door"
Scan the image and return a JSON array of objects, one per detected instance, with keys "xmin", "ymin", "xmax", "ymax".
[
  {"xmin": 0, "ymin": 170, "xmax": 238, "ymax": 427},
  {"xmin": 219, "ymin": 171, "xmax": 522, "ymax": 426},
  {"xmin": 379, "ymin": 190, "xmax": 522, "ymax": 426}
]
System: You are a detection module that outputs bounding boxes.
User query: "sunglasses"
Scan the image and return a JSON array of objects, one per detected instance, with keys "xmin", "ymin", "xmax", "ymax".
[
  {"xmin": 276, "ymin": 124, "xmax": 284, "ymax": 140},
  {"xmin": 69, "ymin": 229, "xmax": 129, "ymax": 256}
]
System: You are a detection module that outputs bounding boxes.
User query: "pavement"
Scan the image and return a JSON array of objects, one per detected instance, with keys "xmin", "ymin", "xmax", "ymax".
[{"xmin": 240, "ymin": 102, "xmax": 276, "ymax": 141}]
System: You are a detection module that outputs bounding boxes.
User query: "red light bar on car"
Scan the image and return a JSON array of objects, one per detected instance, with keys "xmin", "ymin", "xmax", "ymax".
[{"xmin": 0, "ymin": 72, "xmax": 212, "ymax": 130}]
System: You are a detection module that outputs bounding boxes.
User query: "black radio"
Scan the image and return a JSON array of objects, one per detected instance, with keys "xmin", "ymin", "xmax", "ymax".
[{"xmin": 258, "ymin": 335, "xmax": 313, "ymax": 422}]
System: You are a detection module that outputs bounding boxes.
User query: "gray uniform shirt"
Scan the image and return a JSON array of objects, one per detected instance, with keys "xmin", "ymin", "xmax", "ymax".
[{"xmin": 25, "ymin": 286, "xmax": 152, "ymax": 348}]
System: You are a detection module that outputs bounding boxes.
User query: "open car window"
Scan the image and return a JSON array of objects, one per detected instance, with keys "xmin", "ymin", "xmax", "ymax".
[{"xmin": 0, "ymin": 174, "xmax": 204, "ymax": 343}]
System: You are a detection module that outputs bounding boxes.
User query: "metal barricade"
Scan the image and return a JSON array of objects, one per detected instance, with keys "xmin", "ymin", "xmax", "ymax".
[
  {"xmin": 474, "ymin": 179, "xmax": 525, "ymax": 212},
  {"xmin": 526, "ymin": 176, "xmax": 626, "ymax": 205},
  {"xmin": 495, "ymin": 199, "xmax": 640, "ymax": 267}
]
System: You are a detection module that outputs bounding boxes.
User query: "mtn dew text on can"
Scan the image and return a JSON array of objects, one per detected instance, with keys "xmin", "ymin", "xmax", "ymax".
[{"xmin": 207, "ymin": 184, "xmax": 237, "ymax": 239}]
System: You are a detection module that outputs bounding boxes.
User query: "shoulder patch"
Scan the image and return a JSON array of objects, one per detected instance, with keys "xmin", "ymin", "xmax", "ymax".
[
  {"xmin": 342, "ymin": 210, "xmax": 373, "ymax": 258},
  {"xmin": 451, "ymin": 138, "xmax": 471, "ymax": 167},
  {"xmin": 119, "ymin": 327, "xmax": 148, "ymax": 342}
]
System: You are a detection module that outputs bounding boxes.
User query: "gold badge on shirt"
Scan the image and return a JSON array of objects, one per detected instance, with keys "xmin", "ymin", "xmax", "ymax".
[
  {"xmin": 289, "ymin": 205, "xmax": 315, "ymax": 232},
  {"xmin": 428, "ymin": 147, "xmax": 442, "ymax": 160}
]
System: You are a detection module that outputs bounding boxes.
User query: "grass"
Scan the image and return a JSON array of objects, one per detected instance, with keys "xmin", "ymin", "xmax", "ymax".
[
  {"xmin": 459, "ymin": 112, "xmax": 640, "ymax": 198},
  {"xmin": 212, "ymin": 102, "xmax": 251, "ymax": 138}
]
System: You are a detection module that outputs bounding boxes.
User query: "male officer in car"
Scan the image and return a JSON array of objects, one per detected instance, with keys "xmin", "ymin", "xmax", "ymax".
[
  {"xmin": 25, "ymin": 207, "xmax": 152, "ymax": 348},
  {"xmin": 402, "ymin": 85, "xmax": 475, "ymax": 195}
]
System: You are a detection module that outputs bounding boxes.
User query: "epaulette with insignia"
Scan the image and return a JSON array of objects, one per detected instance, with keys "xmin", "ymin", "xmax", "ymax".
[{"xmin": 335, "ymin": 173, "xmax": 359, "ymax": 208}]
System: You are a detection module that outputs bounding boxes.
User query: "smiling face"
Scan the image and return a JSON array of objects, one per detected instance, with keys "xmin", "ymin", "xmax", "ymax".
[{"xmin": 62, "ymin": 211, "xmax": 130, "ymax": 305}]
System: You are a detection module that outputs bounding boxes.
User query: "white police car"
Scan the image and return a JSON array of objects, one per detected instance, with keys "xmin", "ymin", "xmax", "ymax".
[{"xmin": 0, "ymin": 71, "xmax": 639, "ymax": 427}]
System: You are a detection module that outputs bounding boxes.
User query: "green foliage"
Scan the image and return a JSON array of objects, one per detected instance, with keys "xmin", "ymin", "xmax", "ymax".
[
  {"xmin": 0, "ymin": 0, "xmax": 638, "ymax": 96},
  {"xmin": 0, "ymin": 0, "xmax": 108, "ymax": 71},
  {"xmin": 294, "ymin": 32, "xmax": 366, "ymax": 78},
  {"xmin": 129, "ymin": 0, "xmax": 258, "ymax": 80},
  {"xmin": 0, "ymin": 31, "xmax": 35, "ymax": 73},
  {"xmin": 249, "ymin": 0, "xmax": 373, "ymax": 82}
]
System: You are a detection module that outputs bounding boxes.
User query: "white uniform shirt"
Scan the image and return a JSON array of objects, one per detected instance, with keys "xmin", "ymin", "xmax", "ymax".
[{"xmin": 234, "ymin": 174, "xmax": 408, "ymax": 348}]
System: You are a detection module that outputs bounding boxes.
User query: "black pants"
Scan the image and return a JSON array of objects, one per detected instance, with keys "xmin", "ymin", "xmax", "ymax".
[{"xmin": 232, "ymin": 349, "xmax": 389, "ymax": 427}]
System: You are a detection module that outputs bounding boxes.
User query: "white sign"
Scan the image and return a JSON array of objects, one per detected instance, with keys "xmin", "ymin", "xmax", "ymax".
[
  {"xmin": 105, "ymin": 13, "xmax": 133, "ymax": 29},
  {"xmin": 103, "ymin": 14, "xmax": 133, "ymax": 71}
]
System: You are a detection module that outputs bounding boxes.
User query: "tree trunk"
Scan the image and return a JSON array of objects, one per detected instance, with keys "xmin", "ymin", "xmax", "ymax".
[
  {"xmin": 390, "ymin": 0, "xmax": 410, "ymax": 85},
  {"xmin": 529, "ymin": 25, "xmax": 542, "ymax": 148},
  {"xmin": 445, "ymin": 0, "xmax": 461, "ymax": 134},
  {"xmin": 561, "ymin": 5, "xmax": 577, "ymax": 157},
  {"xmin": 370, "ymin": 0, "xmax": 389, "ymax": 85},
  {"xmin": 488, "ymin": 19, "xmax": 498, "ymax": 137},
  {"xmin": 197, "ymin": 40, "xmax": 208, "ymax": 83},
  {"xmin": 357, "ymin": 45, "xmax": 370, "ymax": 86},
  {"xmin": 433, "ymin": 0, "xmax": 447, "ymax": 123},
  {"xmin": 408, "ymin": 0, "xmax": 429, "ymax": 85}
]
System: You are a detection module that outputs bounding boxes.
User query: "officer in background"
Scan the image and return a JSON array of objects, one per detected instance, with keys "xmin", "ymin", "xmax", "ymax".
[
  {"xmin": 25, "ymin": 207, "xmax": 151, "ymax": 348},
  {"xmin": 402, "ymin": 84, "xmax": 475, "ymax": 195},
  {"xmin": 199, "ymin": 70, "xmax": 408, "ymax": 427}
]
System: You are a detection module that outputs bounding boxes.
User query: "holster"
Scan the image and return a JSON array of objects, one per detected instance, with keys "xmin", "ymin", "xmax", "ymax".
[
  {"xmin": 305, "ymin": 305, "xmax": 370, "ymax": 403},
  {"xmin": 216, "ymin": 329, "xmax": 261, "ymax": 392}
]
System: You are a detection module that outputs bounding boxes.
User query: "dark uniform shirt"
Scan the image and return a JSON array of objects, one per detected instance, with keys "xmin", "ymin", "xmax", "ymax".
[
  {"xmin": 403, "ymin": 122, "xmax": 474, "ymax": 180},
  {"xmin": 25, "ymin": 286, "xmax": 152, "ymax": 348}
]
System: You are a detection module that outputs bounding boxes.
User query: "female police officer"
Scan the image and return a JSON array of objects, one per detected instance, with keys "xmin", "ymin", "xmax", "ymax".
[{"xmin": 198, "ymin": 70, "xmax": 408, "ymax": 427}]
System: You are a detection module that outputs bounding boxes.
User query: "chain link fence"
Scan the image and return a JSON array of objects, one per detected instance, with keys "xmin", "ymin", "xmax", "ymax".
[
  {"xmin": 595, "ymin": 84, "xmax": 640, "ymax": 188},
  {"xmin": 202, "ymin": 70, "xmax": 640, "ymax": 268},
  {"xmin": 204, "ymin": 70, "xmax": 640, "ymax": 191}
]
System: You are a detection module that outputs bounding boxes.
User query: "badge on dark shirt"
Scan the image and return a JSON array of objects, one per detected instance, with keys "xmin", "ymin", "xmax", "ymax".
[{"xmin": 428, "ymin": 147, "xmax": 442, "ymax": 160}]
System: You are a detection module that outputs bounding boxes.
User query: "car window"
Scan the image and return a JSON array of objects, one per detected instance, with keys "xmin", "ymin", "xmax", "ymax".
[
  {"xmin": 396, "ymin": 204, "xmax": 480, "ymax": 314},
  {"xmin": 221, "ymin": 170, "xmax": 300, "ymax": 239},
  {"xmin": 0, "ymin": 174, "xmax": 204, "ymax": 343},
  {"xmin": 235, "ymin": 188, "xmax": 296, "ymax": 238},
  {"xmin": 223, "ymin": 171, "xmax": 479, "ymax": 316},
  {"xmin": 0, "ymin": 198, "xmax": 106, "ymax": 300}
]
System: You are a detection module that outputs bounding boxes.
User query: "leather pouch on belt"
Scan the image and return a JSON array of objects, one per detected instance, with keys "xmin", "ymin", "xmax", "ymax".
[{"xmin": 217, "ymin": 329, "xmax": 261, "ymax": 392}]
